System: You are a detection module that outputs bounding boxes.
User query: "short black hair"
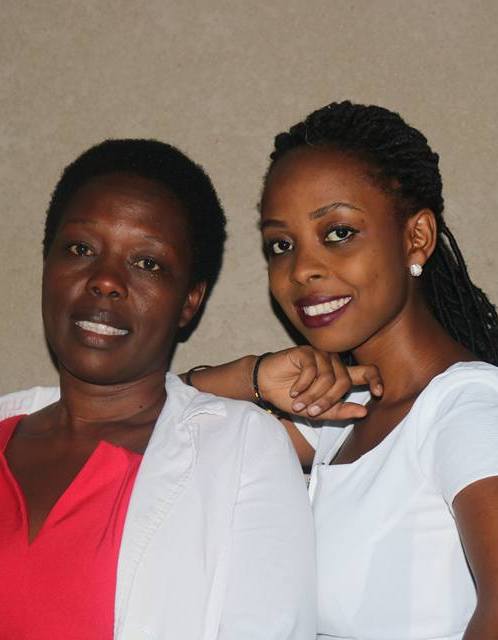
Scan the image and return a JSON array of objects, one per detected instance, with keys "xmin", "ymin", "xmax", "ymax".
[
  {"xmin": 266, "ymin": 101, "xmax": 498, "ymax": 365},
  {"xmin": 43, "ymin": 139, "xmax": 226, "ymax": 295}
]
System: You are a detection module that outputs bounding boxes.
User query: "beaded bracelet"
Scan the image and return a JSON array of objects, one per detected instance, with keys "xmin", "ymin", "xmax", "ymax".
[{"xmin": 185, "ymin": 364, "xmax": 212, "ymax": 387}]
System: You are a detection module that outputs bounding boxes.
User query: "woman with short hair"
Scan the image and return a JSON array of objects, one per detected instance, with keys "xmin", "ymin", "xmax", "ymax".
[{"xmin": 0, "ymin": 139, "xmax": 316, "ymax": 640}]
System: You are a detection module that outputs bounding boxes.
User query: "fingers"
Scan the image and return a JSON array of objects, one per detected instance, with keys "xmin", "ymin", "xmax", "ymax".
[
  {"xmin": 290, "ymin": 351, "xmax": 356, "ymax": 416},
  {"xmin": 257, "ymin": 346, "xmax": 382, "ymax": 420},
  {"xmin": 348, "ymin": 364, "xmax": 383, "ymax": 397},
  {"xmin": 310, "ymin": 401, "xmax": 368, "ymax": 422},
  {"xmin": 287, "ymin": 346, "xmax": 322, "ymax": 398},
  {"xmin": 288, "ymin": 352, "xmax": 383, "ymax": 419}
]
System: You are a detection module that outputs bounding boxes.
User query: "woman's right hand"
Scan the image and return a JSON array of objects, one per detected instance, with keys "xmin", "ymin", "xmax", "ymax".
[{"xmin": 257, "ymin": 347, "xmax": 383, "ymax": 421}]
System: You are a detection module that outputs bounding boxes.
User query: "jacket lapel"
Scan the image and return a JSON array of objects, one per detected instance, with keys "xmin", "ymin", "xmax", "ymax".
[{"xmin": 114, "ymin": 387, "xmax": 196, "ymax": 636}]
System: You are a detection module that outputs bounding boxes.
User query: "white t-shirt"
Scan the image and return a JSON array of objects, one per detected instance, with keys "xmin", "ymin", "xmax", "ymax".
[{"xmin": 300, "ymin": 361, "xmax": 498, "ymax": 640}]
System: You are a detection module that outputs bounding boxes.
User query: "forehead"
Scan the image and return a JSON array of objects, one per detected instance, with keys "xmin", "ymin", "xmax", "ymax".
[
  {"xmin": 261, "ymin": 147, "xmax": 392, "ymax": 217},
  {"xmin": 60, "ymin": 172, "xmax": 191, "ymax": 235}
]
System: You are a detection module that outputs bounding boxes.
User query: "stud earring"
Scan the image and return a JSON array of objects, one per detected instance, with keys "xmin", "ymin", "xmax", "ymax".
[{"xmin": 409, "ymin": 263, "xmax": 423, "ymax": 277}]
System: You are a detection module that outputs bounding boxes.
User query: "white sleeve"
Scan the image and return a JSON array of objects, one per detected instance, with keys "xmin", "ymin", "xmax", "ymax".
[
  {"xmin": 217, "ymin": 410, "xmax": 316, "ymax": 639},
  {"xmin": 0, "ymin": 386, "xmax": 60, "ymax": 420},
  {"xmin": 418, "ymin": 370, "xmax": 498, "ymax": 508}
]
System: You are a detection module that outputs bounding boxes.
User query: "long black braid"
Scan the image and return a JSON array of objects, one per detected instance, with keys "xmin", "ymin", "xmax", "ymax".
[{"xmin": 266, "ymin": 101, "xmax": 498, "ymax": 365}]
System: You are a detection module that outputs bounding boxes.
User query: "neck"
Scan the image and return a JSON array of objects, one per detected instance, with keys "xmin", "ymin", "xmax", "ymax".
[
  {"xmin": 53, "ymin": 367, "xmax": 167, "ymax": 434},
  {"xmin": 352, "ymin": 298, "xmax": 474, "ymax": 402}
]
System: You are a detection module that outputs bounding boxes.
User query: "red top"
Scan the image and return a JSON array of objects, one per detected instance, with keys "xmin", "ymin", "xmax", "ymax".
[{"xmin": 0, "ymin": 415, "xmax": 142, "ymax": 640}]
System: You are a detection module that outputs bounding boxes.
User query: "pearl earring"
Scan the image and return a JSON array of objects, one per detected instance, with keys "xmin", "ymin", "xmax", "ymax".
[{"xmin": 409, "ymin": 263, "xmax": 423, "ymax": 277}]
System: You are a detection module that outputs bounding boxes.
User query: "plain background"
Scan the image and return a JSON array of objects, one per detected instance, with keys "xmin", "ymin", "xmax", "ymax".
[{"xmin": 1, "ymin": 0, "xmax": 497, "ymax": 394}]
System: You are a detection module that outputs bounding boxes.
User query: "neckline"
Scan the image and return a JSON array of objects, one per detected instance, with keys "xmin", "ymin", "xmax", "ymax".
[
  {"xmin": 0, "ymin": 414, "xmax": 144, "ymax": 459},
  {"xmin": 2, "ymin": 439, "xmax": 109, "ymax": 545},
  {"xmin": 320, "ymin": 360, "xmax": 488, "ymax": 468},
  {"xmin": 0, "ymin": 415, "xmax": 143, "ymax": 544},
  {"xmin": 0, "ymin": 415, "xmax": 26, "ymax": 452},
  {"xmin": 323, "ymin": 418, "xmax": 406, "ymax": 468}
]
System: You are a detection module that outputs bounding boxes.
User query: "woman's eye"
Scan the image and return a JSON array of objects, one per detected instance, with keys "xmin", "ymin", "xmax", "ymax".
[
  {"xmin": 135, "ymin": 258, "xmax": 161, "ymax": 272},
  {"xmin": 325, "ymin": 227, "xmax": 357, "ymax": 243},
  {"xmin": 268, "ymin": 239, "xmax": 294, "ymax": 256},
  {"xmin": 67, "ymin": 243, "xmax": 93, "ymax": 257}
]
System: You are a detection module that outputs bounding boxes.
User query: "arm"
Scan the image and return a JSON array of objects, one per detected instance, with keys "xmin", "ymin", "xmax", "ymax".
[
  {"xmin": 217, "ymin": 409, "xmax": 316, "ymax": 639},
  {"xmin": 183, "ymin": 347, "xmax": 382, "ymax": 419},
  {"xmin": 453, "ymin": 478, "xmax": 498, "ymax": 639},
  {"xmin": 185, "ymin": 348, "xmax": 381, "ymax": 467},
  {"xmin": 418, "ymin": 367, "xmax": 498, "ymax": 638},
  {"xmin": 181, "ymin": 354, "xmax": 257, "ymax": 401}
]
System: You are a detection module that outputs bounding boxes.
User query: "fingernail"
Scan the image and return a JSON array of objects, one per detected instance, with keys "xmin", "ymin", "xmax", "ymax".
[
  {"xmin": 292, "ymin": 402, "xmax": 305, "ymax": 412},
  {"xmin": 290, "ymin": 390, "xmax": 298, "ymax": 398},
  {"xmin": 375, "ymin": 385, "xmax": 383, "ymax": 395},
  {"xmin": 308, "ymin": 405, "xmax": 321, "ymax": 416}
]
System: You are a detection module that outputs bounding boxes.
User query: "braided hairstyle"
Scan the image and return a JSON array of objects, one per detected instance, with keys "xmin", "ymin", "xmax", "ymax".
[{"xmin": 265, "ymin": 101, "xmax": 498, "ymax": 365}]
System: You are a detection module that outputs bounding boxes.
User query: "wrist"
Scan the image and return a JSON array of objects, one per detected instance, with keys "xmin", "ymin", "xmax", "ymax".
[
  {"xmin": 252, "ymin": 352, "xmax": 273, "ymax": 405},
  {"xmin": 251, "ymin": 352, "xmax": 285, "ymax": 417},
  {"xmin": 241, "ymin": 355, "xmax": 258, "ymax": 399}
]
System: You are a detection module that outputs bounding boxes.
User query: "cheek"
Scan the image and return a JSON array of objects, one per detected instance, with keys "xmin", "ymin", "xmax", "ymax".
[
  {"xmin": 42, "ymin": 268, "xmax": 80, "ymax": 316},
  {"xmin": 359, "ymin": 235, "xmax": 406, "ymax": 281},
  {"xmin": 355, "ymin": 245, "xmax": 408, "ymax": 317},
  {"xmin": 133, "ymin": 284, "xmax": 187, "ymax": 328},
  {"xmin": 354, "ymin": 250, "xmax": 386, "ymax": 289}
]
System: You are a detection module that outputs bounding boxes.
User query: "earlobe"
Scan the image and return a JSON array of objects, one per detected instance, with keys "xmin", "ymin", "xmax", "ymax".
[
  {"xmin": 405, "ymin": 209, "xmax": 437, "ymax": 269},
  {"xmin": 178, "ymin": 281, "xmax": 207, "ymax": 328}
]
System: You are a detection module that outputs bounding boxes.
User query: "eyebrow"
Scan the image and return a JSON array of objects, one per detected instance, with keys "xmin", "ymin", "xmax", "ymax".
[
  {"xmin": 259, "ymin": 201, "xmax": 364, "ymax": 230},
  {"xmin": 62, "ymin": 221, "xmax": 172, "ymax": 248},
  {"xmin": 143, "ymin": 234, "xmax": 171, "ymax": 246}
]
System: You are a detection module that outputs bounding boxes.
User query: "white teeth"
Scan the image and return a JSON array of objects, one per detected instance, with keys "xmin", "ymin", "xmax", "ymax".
[
  {"xmin": 75, "ymin": 321, "xmax": 129, "ymax": 336},
  {"xmin": 302, "ymin": 297, "xmax": 352, "ymax": 317}
]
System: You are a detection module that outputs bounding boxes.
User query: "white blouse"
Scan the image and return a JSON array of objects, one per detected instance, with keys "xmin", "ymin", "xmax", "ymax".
[
  {"xmin": 0, "ymin": 375, "xmax": 317, "ymax": 640},
  {"xmin": 301, "ymin": 362, "xmax": 498, "ymax": 640}
]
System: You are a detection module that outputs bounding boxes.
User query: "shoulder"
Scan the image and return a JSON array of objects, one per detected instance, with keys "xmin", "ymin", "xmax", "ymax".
[
  {"xmin": 417, "ymin": 361, "xmax": 498, "ymax": 417},
  {"xmin": 0, "ymin": 386, "xmax": 60, "ymax": 421},
  {"xmin": 430, "ymin": 360, "xmax": 498, "ymax": 390},
  {"xmin": 413, "ymin": 361, "xmax": 498, "ymax": 455},
  {"xmin": 414, "ymin": 363, "xmax": 498, "ymax": 504},
  {"xmin": 165, "ymin": 375, "xmax": 301, "ymax": 490},
  {"xmin": 166, "ymin": 372, "xmax": 289, "ymax": 447}
]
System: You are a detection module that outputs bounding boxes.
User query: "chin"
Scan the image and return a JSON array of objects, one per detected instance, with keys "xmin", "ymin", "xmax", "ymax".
[
  {"xmin": 295, "ymin": 326, "xmax": 355, "ymax": 354},
  {"xmin": 65, "ymin": 367, "xmax": 128, "ymax": 386},
  {"xmin": 58, "ymin": 357, "xmax": 131, "ymax": 386},
  {"xmin": 60, "ymin": 352, "xmax": 169, "ymax": 387}
]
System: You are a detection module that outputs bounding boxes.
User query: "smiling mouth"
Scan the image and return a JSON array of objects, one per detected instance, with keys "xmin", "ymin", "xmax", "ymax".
[
  {"xmin": 75, "ymin": 320, "xmax": 129, "ymax": 336},
  {"xmin": 302, "ymin": 296, "xmax": 352, "ymax": 317}
]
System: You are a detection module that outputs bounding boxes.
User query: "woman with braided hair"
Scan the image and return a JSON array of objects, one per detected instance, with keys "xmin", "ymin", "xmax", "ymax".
[{"xmin": 187, "ymin": 101, "xmax": 498, "ymax": 638}]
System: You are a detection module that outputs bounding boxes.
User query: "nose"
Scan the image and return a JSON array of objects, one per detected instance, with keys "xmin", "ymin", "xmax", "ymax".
[
  {"xmin": 290, "ymin": 245, "xmax": 330, "ymax": 285},
  {"xmin": 86, "ymin": 258, "xmax": 128, "ymax": 300}
]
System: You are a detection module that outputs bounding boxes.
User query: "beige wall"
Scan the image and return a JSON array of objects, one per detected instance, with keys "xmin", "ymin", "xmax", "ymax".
[{"xmin": 1, "ymin": 0, "xmax": 497, "ymax": 394}]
